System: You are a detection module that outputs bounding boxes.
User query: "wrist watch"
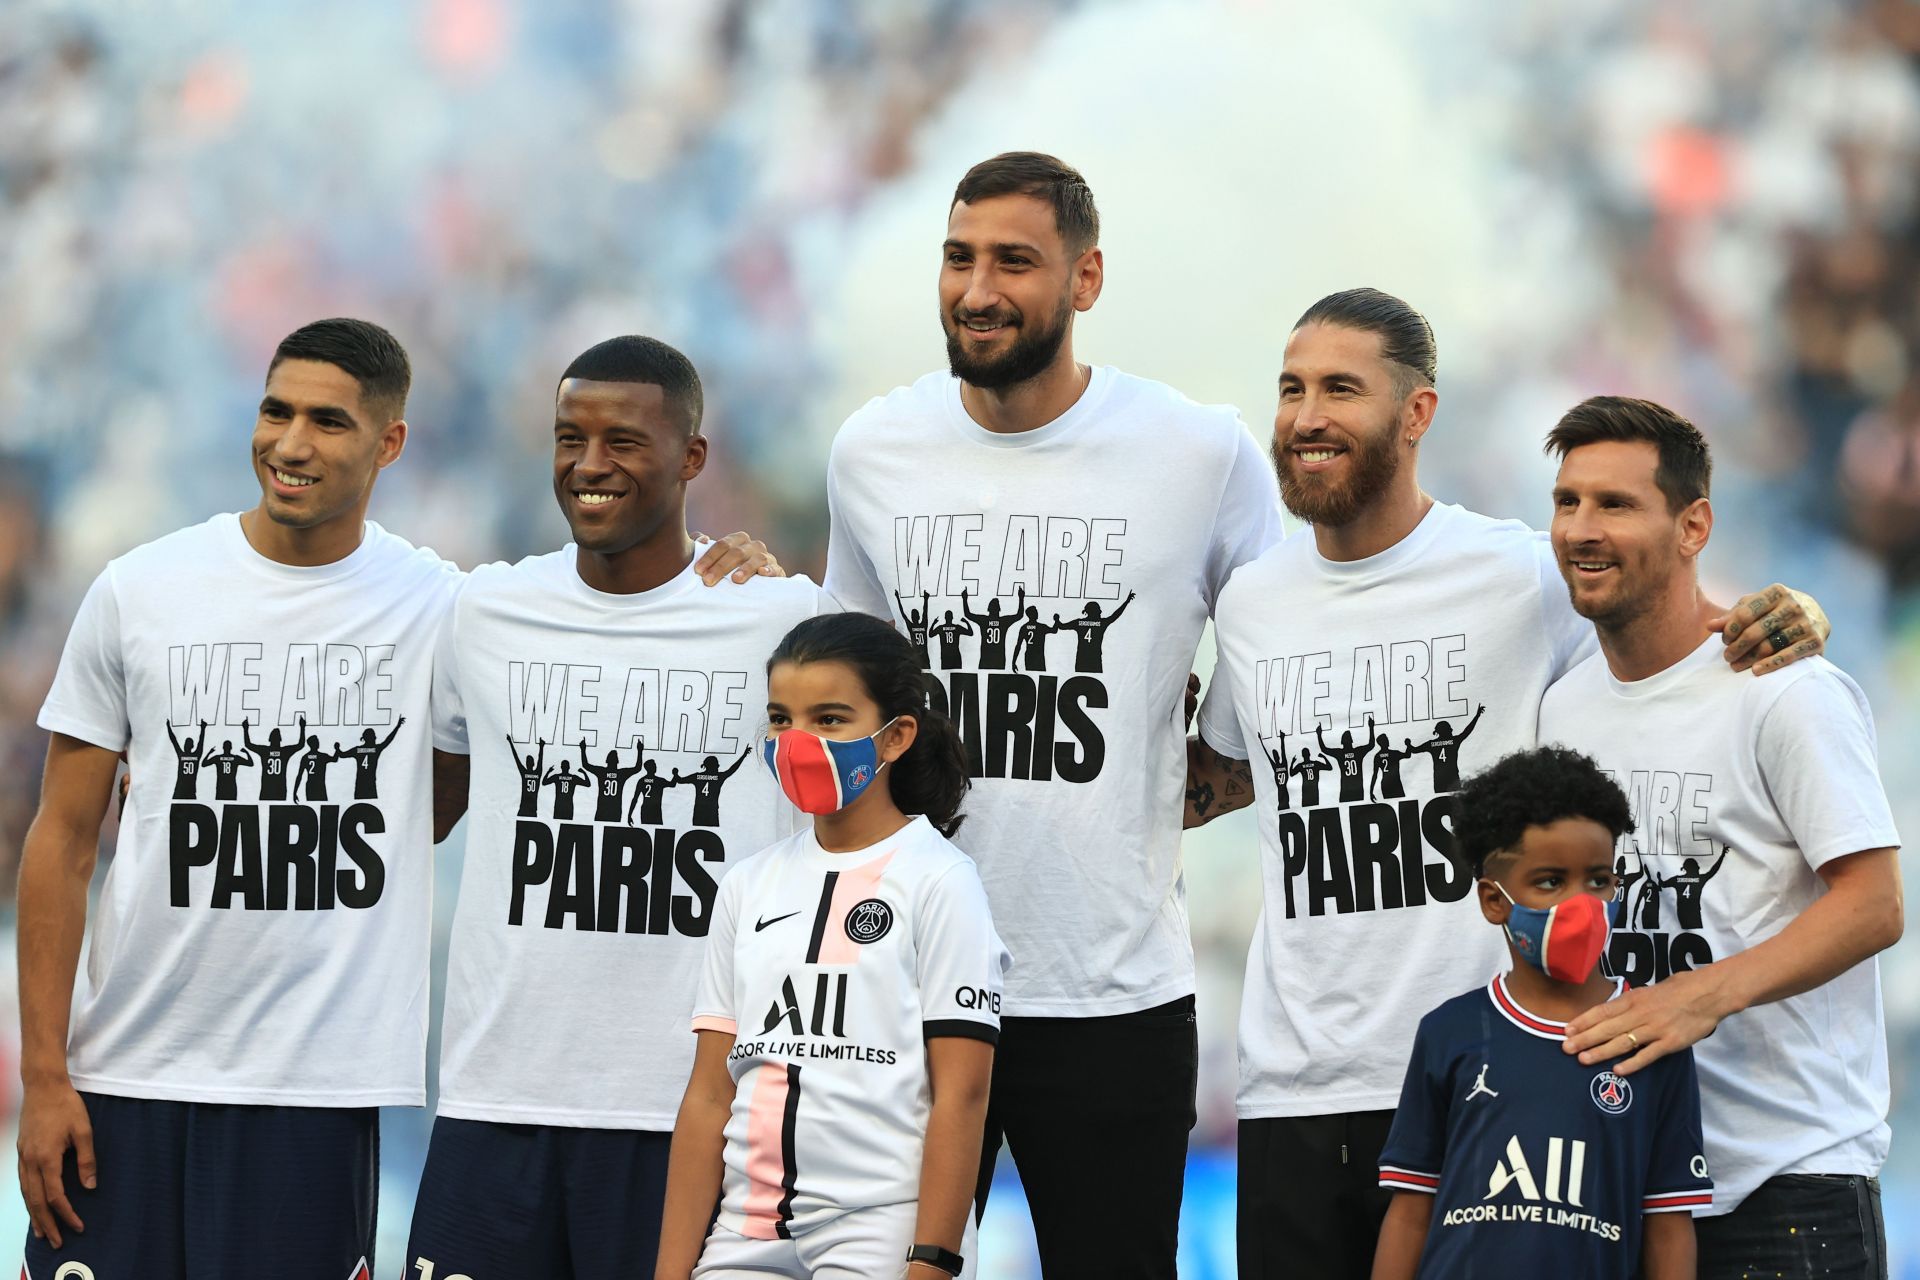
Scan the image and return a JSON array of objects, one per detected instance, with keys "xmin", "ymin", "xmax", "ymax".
[{"xmin": 906, "ymin": 1243, "xmax": 965, "ymax": 1275}]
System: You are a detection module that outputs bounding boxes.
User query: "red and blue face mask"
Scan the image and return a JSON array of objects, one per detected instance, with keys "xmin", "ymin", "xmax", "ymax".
[
  {"xmin": 1495, "ymin": 882, "xmax": 1611, "ymax": 984},
  {"xmin": 760, "ymin": 718, "xmax": 899, "ymax": 814}
]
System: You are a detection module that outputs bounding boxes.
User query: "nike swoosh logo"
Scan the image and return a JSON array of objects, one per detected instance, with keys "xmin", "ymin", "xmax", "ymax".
[{"xmin": 754, "ymin": 911, "xmax": 801, "ymax": 932}]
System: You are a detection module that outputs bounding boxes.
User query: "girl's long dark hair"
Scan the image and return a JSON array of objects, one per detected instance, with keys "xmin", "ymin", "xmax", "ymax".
[{"xmin": 768, "ymin": 612, "xmax": 970, "ymax": 836}]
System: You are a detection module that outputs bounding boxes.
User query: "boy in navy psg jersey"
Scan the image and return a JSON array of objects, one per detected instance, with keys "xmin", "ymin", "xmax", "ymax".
[{"xmin": 1373, "ymin": 747, "xmax": 1711, "ymax": 1280}]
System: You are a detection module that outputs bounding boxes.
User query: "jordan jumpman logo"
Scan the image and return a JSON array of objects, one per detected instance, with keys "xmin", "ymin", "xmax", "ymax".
[{"xmin": 1465, "ymin": 1063, "xmax": 1499, "ymax": 1102}]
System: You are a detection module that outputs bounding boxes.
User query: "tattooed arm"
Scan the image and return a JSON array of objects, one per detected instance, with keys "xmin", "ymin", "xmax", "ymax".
[{"xmin": 1185, "ymin": 736, "xmax": 1255, "ymax": 829}]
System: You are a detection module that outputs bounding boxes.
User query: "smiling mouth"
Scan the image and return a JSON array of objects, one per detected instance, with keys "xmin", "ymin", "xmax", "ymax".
[
  {"xmin": 574, "ymin": 491, "xmax": 621, "ymax": 507},
  {"xmin": 272, "ymin": 468, "xmax": 316, "ymax": 488},
  {"xmin": 1568, "ymin": 560, "xmax": 1615, "ymax": 575}
]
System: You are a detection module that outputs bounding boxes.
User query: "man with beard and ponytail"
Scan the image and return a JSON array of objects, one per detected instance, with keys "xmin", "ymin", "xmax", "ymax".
[
  {"xmin": 1185, "ymin": 288, "xmax": 1835, "ymax": 1279},
  {"xmin": 407, "ymin": 336, "xmax": 827, "ymax": 1280},
  {"xmin": 823, "ymin": 152, "xmax": 1285, "ymax": 1276}
]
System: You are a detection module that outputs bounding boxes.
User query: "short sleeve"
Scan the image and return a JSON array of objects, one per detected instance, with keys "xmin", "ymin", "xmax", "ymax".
[
  {"xmin": 1377, "ymin": 1016, "xmax": 1448, "ymax": 1193},
  {"xmin": 430, "ymin": 592, "xmax": 470, "ymax": 755},
  {"xmin": 1201, "ymin": 425, "xmax": 1286, "ymax": 615},
  {"xmin": 38, "ymin": 569, "xmax": 131, "ymax": 752},
  {"xmin": 1196, "ymin": 645, "xmax": 1249, "ymax": 760},
  {"xmin": 916, "ymin": 861, "xmax": 1011, "ymax": 1044},
  {"xmin": 691, "ymin": 872, "xmax": 743, "ymax": 1036},
  {"xmin": 822, "ymin": 440, "xmax": 894, "ymax": 619},
  {"xmin": 1534, "ymin": 534, "xmax": 1598, "ymax": 684},
  {"xmin": 1641, "ymin": 1048, "xmax": 1715, "ymax": 1214},
  {"xmin": 1756, "ymin": 666, "xmax": 1900, "ymax": 870}
]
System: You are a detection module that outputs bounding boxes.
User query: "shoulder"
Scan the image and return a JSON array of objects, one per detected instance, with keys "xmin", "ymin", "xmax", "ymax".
[
  {"xmin": 106, "ymin": 512, "xmax": 236, "ymax": 576},
  {"xmin": 830, "ymin": 371, "xmax": 952, "ymax": 456},
  {"xmin": 361, "ymin": 521, "xmax": 467, "ymax": 599},
  {"xmin": 1743, "ymin": 655, "xmax": 1872, "ymax": 730},
  {"xmin": 1103, "ymin": 369, "xmax": 1253, "ymax": 457},
  {"xmin": 449, "ymin": 548, "xmax": 562, "ymax": 609},
  {"xmin": 1216, "ymin": 530, "xmax": 1309, "ymax": 613},
  {"xmin": 1416, "ymin": 985, "xmax": 1493, "ymax": 1043},
  {"xmin": 1541, "ymin": 648, "xmax": 1611, "ymax": 708},
  {"xmin": 713, "ymin": 570, "xmax": 840, "ymax": 622}
]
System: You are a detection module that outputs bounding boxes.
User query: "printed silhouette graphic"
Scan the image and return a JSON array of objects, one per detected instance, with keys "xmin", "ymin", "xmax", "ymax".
[
  {"xmin": 1465, "ymin": 1064, "xmax": 1499, "ymax": 1101},
  {"xmin": 1612, "ymin": 846, "xmax": 1647, "ymax": 930},
  {"xmin": 201, "ymin": 737, "xmax": 256, "ymax": 802},
  {"xmin": 167, "ymin": 719, "xmax": 209, "ymax": 800},
  {"xmin": 510, "ymin": 737, "xmax": 547, "ymax": 818},
  {"xmin": 962, "ymin": 587, "xmax": 1025, "ymax": 670},
  {"xmin": 1264, "ymin": 733, "xmax": 1292, "ymax": 811},
  {"xmin": 1665, "ymin": 846, "xmax": 1728, "ymax": 932},
  {"xmin": 928, "ymin": 611, "xmax": 974, "ymax": 671},
  {"xmin": 1414, "ymin": 704, "xmax": 1485, "ymax": 792},
  {"xmin": 294, "ymin": 736, "xmax": 339, "ymax": 802},
  {"xmin": 1370, "ymin": 736, "xmax": 1416, "ymax": 801},
  {"xmin": 1318, "ymin": 719, "xmax": 1376, "ymax": 804},
  {"xmin": 1061, "ymin": 592, "xmax": 1136, "ymax": 674},
  {"xmin": 673, "ymin": 748, "xmax": 750, "ymax": 827},
  {"xmin": 581, "ymin": 741, "xmax": 644, "ymax": 824},
  {"xmin": 1631, "ymin": 863, "xmax": 1667, "ymax": 930},
  {"xmin": 243, "ymin": 717, "xmax": 307, "ymax": 802},
  {"xmin": 1291, "ymin": 748, "xmax": 1332, "ymax": 807},
  {"xmin": 1010, "ymin": 607, "xmax": 1061, "ymax": 672},
  {"xmin": 626, "ymin": 755, "xmax": 678, "ymax": 826},
  {"xmin": 544, "ymin": 759, "xmax": 587, "ymax": 822},
  {"xmin": 339, "ymin": 720, "xmax": 406, "ymax": 800},
  {"xmin": 894, "ymin": 590, "xmax": 933, "ymax": 669}
]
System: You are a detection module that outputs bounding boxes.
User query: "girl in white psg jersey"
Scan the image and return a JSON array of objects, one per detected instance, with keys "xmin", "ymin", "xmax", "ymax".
[{"xmin": 656, "ymin": 613, "xmax": 1010, "ymax": 1280}]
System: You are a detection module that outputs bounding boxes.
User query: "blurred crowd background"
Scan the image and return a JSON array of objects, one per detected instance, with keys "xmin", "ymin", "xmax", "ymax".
[{"xmin": 4, "ymin": 0, "xmax": 1920, "ymax": 1273}]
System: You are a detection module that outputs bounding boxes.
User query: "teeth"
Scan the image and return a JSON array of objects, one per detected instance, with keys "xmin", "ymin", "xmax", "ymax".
[
  {"xmin": 1574, "ymin": 562, "xmax": 1611, "ymax": 571},
  {"xmin": 1298, "ymin": 449, "xmax": 1339, "ymax": 463},
  {"xmin": 578, "ymin": 493, "xmax": 616, "ymax": 506},
  {"xmin": 966, "ymin": 320, "xmax": 1002, "ymax": 331},
  {"xmin": 274, "ymin": 469, "xmax": 315, "ymax": 487}
]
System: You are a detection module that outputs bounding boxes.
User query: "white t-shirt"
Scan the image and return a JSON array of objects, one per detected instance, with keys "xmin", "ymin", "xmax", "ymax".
[
  {"xmin": 1538, "ymin": 637, "xmax": 1900, "ymax": 1214},
  {"xmin": 432, "ymin": 550, "xmax": 836, "ymax": 1129},
  {"xmin": 1197, "ymin": 501, "xmax": 1597, "ymax": 1117},
  {"xmin": 38, "ymin": 513, "xmax": 461, "ymax": 1106},
  {"xmin": 692, "ymin": 815, "xmax": 1009, "ymax": 1238},
  {"xmin": 824, "ymin": 367, "xmax": 1283, "ymax": 1015}
]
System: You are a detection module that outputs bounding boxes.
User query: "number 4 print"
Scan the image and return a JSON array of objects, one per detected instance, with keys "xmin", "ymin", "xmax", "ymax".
[{"xmin": 414, "ymin": 1259, "xmax": 473, "ymax": 1280}]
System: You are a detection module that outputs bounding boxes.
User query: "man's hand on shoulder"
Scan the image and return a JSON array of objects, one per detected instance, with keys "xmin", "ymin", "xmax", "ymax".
[
  {"xmin": 693, "ymin": 532, "xmax": 783, "ymax": 585},
  {"xmin": 1710, "ymin": 584, "xmax": 1829, "ymax": 675}
]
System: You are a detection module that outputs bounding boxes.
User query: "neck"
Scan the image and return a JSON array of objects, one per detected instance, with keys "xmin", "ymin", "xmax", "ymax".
[
  {"xmin": 575, "ymin": 520, "xmax": 694, "ymax": 595},
  {"xmin": 238, "ymin": 504, "xmax": 367, "ymax": 568},
  {"xmin": 1595, "ymin": 575, "xmax": 1717, "ymax": 683},
  {"xmin": 1502, "ymin": 950, "xmax": 1617, "ymax": 1022},
  {"xmin": 813, "ymin": 785, "xmax": 913, "ymax": 854},
  {"xmin": 958, "ymin": 350, "xmax": 1091, "ymax": 435},
  {"xmin": 1311, "ymin": 471, "xmax": 1434, "ymax": 563}
]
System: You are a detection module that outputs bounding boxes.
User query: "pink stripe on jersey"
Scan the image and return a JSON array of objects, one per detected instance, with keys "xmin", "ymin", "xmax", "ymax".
[
  {"xmin": 692, "ymin": 1015, "xmax": 737, "ymax": 1034},
  {"xmin": 740, "ymin": 1065, "xmax": 794, "ymax": 1240},
  {"xmin": 813, "ymin": 851, "xmax": 895, "ymax": 966}
]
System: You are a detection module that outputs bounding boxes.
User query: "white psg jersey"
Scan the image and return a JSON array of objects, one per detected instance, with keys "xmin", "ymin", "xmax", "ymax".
[{"xmin": 691, "ymin": 816, "xmax": 1009, "ymax": 1237}]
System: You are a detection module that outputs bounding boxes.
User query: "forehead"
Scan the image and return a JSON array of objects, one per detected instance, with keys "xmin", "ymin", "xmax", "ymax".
[
  {"xmin": 556, "ymin": 378, "xmax": 675, "ymax": 430},
  {"xmin": 264, "ymin": 359, "xmax": 370, "ymax": 417},
  {"xmin": 1554, "ymin": 439, "xmax": 1662, "ymax": 492},
  {"xmin": 946, "ymin": 193, "xmax": 1064, "ymax": 254},
  {"xmin": 768, "ymin": 658, "xmax": 872, "ymax": 706},
  {"xmin": 1510, "ymin": 816, "xmax": 1617, "ymax": 867},
  {"xmin": 1281, "ymin": 323, "xmax": 1391, "ymax": 380}
]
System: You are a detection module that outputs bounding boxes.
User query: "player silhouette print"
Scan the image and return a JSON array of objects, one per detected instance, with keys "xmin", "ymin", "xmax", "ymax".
[
  {"xmin": 544, "ymin": 757, "xmax": 588, "ymax": 822},
  {"xmin": 201, "ymin": 737, "xmax": 255, "ymax": 802},
  {"xmin": 509, "ymin": 736, "xmax": 547, "ymax": 818},
  {"xmin": 927, "ymin": 610, "xmax": 973, "ymax": 671},
  {"xmin": 293, "ymin": 736, "xmax": 339, "ymax": 801},
  {"xmin": 244, "ymin": 716, "xmax": 306, "ymax": 802},
  {"xmin": 1318, "ymin": 719, "xmax": 1376, "ymax": 804},
  {"xmin": 672, "ymin": 748, "xmax": 750, "ymax": 828},
  {"xmin": 1413, "ymin": 703, "xmax": 1485, "ymax": 792},
  {"xmin": 894, "ymin": 589, "xmax": 932, "ymax": 669},
  {"xmin": 1010, "ymin": 607, "xmax": 1062, "ymax": 672},
  {"xmin": 626, "ymin": 754, "xmax": 678, "ymax": 827},
  {"xmin": 1613, "ymin": 845, "xmax": 1647, "ymax": 929},
  {"xmin": 1369, "ymin": 736, "xmax": 1416, "ymax": 802},
  {"xmin": 339, "ymin": 719, "xmax": 406, "ymax": 800},
  {"xmin": 1263, "ymin": 732, "xmax": 1292, "ymax": 811},
  {"xmin": 962, "ymin": 587, "xmax": 1025, "ymax": 670},
  {"xmin": 167, "ymin": 719, "xmax": 209, "ymax": 800},
  {"xmin": 580, "ymin": 741, "xmax": 644, "ymax": 824},
  {"xmin": 1291, "ymin": 748, "xmax": 1332, "ymax": 807},
  {"xmin": 1061, "ymin": 591, "xmax": 1135, "ymax": 674},
  {"xmin": 1665, "ymin": 845, "xmax": 1729, "ymax": 932}
]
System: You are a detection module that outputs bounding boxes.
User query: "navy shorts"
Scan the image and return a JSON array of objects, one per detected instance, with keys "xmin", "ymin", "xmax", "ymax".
[
  {"xmin": 403, "ymin": 1116, "xmax": 671, "ymax": 1280},
  {"xmin": 21, "ymin": 1090, "xmax": 378, "ymax": 1280}
]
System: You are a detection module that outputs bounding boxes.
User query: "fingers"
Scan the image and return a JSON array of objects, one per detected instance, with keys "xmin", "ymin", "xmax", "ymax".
[
  {"xmin": 19, "ymin": 1158, "xmax": 50, "ymax": 1245},
  {"xmin": 74, "ymin": 1122, "xmax": 96, "ymax": 1192},
  {"xmin": 1721, "ymin": 585, "xmax": 1820, "ymax": 671},
  {"xmin": 1750, "ymin": 634, "xmax": 1824, "ymax": 676}
]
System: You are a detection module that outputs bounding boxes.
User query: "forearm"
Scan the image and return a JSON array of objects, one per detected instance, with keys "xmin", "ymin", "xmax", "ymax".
[
  {"xmin": 18, "ymin": 821, "xmax": 95, "ymax": 1086},
  {"xmin": 654, "ymin": 1092, "xmax": 731, "ymax": 1280},
  {"xmin": 1370, "ymin": 1192, "xmax": 1432, "ymax": 1280},
  {"xmin": 911, "ymin": 1081, "xmax": 988, "ymax": 1261},
  {"xmin": 1184, "ymin": 737, "xmax": 1253, "ymax": 828},
  {"xmin": 1641, "ymin": 1211, "xmax": 1696, "ymax": 1280},
  {"xmin": 431, "ymin": 751, "xmax": 471, "ymax": 843}
]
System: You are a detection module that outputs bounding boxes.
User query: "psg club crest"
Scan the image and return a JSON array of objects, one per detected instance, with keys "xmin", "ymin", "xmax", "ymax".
[
  {"xmin": 845, "ymin": 897, "xmax": 893, "ymax": 944},
  {"xmin": 849, "ymin": 764, "xmax": 872, "ymax": 788},
  {"xmin": 1590, "ymin": 1071, "xmax": 1633, "ymax": 1115}
]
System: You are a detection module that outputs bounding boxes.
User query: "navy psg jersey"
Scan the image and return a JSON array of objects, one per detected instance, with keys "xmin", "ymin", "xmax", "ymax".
[{"xmin": 1379, "ymin": 975, "xmax": 1712, "ymax": 1278}]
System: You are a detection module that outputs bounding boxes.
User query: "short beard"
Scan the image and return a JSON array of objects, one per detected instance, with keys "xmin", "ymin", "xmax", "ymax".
[
  {"xmin": 1275, "ymin": 426, "xmax": 1403, "ymax": 527},
  {"xmin": 944, "ymin": 292, "xmax": 1073, "ymax": 390}
]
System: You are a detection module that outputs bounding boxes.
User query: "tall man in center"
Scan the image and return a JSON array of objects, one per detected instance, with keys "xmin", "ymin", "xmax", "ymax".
[
  {"xmin": 824, "ymin": 152, "xmax": 1285, "ymax": 1276},
  {"xmin": 407, "ymin": 336, "xmax": 833, "ymax": 1278}
]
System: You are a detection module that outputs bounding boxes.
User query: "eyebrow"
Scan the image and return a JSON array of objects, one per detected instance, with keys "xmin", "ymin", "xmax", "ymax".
[
  {"xmin": 1278, "ymin": 369, "xmax": 1369, "ymax": 387},
  {"xmin": 766, "ymin": 701, "xmax": 858, "ymax": 714},
  {"xmin": 943, "ymin": 238, "xmax": 1045, "ymax": 257},
  {"xmin": 262, "ymin": 397, "xmax": 361, "ymax": 426},
  {"xmin": 1553, "ymin": 484, "xmax": 1641, "ymax": 504}
]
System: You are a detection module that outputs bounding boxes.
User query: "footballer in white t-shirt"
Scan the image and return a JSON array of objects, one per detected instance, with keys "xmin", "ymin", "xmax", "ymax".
[
  {"xmin": 1536, "ymin": 397, "xmax": 1900, "ymax": 1279},
  {"xmin": 404, "ymin": 336, "xmax": 800, "ymax": 1280}
]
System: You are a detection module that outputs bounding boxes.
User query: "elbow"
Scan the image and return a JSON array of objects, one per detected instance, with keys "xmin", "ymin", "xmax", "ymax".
[{"xmin": 1875, "ymin": 893, "xmax": 1904, "ymax": 955}]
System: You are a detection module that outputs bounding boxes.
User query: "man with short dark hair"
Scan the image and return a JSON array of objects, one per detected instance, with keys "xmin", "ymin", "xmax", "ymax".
[
  {"xmin": 1187, "ymin": 293, "xmax": 1833, "ymax": 1278},
  {"xmin": 1540, "ymin": 396, "xmax": 1902, "ymax": 1280},
  {"xmin": 824, "ymin": 151, "xmax": 1285, "ymax": 1277}
]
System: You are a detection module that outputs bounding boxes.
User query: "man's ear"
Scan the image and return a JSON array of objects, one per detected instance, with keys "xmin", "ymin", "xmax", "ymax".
[{"xmin": 1477, "ymin": 876, "xmax": 1510, "ymax": 926}]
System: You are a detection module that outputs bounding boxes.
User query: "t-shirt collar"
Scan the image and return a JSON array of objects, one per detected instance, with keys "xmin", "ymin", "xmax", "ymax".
[{"xmin": 942, "ymin": 366, "xmax": 1113, "ymax": 450}]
